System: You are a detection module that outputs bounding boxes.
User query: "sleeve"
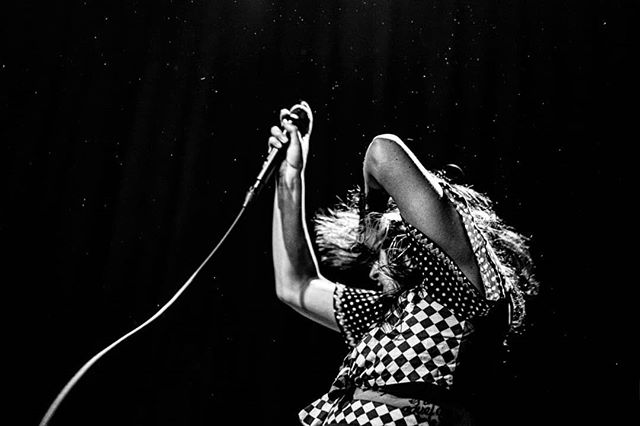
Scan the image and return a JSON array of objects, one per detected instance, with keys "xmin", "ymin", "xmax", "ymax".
[{"xmin": 333, "ymin": 283, "xmax": 390, "ymax": 347}]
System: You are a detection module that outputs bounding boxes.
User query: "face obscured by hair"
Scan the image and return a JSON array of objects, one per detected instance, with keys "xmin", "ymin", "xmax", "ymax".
[{"xmin": 368, "ymin": 249, "xmax": 399, "ymax": 292}]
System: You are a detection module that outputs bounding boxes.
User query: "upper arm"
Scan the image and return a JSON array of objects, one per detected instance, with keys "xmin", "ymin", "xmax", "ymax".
[
  {"xmin": 363, "ymin": 134, "xmax": 460, "ymax": 248},
  {"xmin": 282, "ymin": 277, "xmax": 389, "ymax": 347},
  {"xmin": 279, "ymin": 276, "xmax": 340, "ymax": 332},
  {"xmin": 279, "ymin": 276, "xmax": 389, "ymax": 342}
]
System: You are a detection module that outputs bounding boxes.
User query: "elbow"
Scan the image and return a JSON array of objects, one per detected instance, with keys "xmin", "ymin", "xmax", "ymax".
[
  {"xmin": 275, "ymin": 282, "xmax": 295, "ymax": 305},
  {"xmin": 365, "ymin": 134, "xmax": 404, "ymax": 172},
  {"xmin": 274, "ymin": 274, "xmax": 312, "ymax": 307}
]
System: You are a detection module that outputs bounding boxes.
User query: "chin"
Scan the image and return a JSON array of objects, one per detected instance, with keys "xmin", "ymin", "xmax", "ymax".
[{"xmin": 380, "ymin": 280, "xmax": 399, "ymax": 293}]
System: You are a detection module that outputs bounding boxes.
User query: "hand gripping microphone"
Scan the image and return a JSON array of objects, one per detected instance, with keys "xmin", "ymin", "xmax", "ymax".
[{"xmin": 243, "ymin": 103, "xmax": 311, "ymax": 207}]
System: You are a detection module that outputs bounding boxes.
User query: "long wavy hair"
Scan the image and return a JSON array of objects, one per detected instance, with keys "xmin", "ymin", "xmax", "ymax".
[{"xmin": 313, "ymin": 170, "xmax": 539, "ymax": 332}]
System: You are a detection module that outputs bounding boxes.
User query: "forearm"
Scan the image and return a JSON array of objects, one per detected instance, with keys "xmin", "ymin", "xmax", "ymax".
[{"xmin": 272, "ymin": 166, "xmax": 320, "ymax": 303}]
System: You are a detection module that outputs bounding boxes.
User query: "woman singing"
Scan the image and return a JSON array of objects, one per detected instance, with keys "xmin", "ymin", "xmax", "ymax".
[{"xmin": 269, "ymin": 101, "xmax": 538, "ymax": 425}]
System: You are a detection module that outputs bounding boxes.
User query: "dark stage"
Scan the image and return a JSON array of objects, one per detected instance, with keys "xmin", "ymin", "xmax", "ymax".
[{"xmin": 2, "ymin": 1, "xmax": 634, "ymax": 425}]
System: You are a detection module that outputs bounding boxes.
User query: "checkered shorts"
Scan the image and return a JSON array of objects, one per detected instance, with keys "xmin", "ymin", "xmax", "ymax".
[{"xmin": 300, "ymin": 395, "xmax": 431, "ymax": 425}]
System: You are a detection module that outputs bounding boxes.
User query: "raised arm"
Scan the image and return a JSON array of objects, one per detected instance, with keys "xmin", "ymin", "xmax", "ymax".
[
  {"xmin": 270, "ymin": 104, "xmax": 338, "ymax": 331},
  {"xmin": 363, "ymin": 134, "xmax": 472, "ymax": 264}
]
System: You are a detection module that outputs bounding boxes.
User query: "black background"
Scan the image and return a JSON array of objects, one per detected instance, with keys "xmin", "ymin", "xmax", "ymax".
[{"xmin": 2, "ymin": 1, "xmax": 634, "ymax": 425}]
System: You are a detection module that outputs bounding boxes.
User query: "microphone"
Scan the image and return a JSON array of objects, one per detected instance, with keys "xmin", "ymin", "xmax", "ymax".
[{"xmin": 243, "ymin": 103, "xmax": 311, "ymax": 207}]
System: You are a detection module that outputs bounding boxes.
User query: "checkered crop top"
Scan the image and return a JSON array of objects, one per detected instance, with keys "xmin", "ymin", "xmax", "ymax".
[{"xmin": 298, "ymin": 187, "xmax": 508, "ymax": 426}]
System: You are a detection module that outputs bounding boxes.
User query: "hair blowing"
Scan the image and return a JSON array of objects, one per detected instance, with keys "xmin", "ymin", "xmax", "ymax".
[{"xmin": 313, "ymin": 171, "xmax": 539, "ymax": 333}]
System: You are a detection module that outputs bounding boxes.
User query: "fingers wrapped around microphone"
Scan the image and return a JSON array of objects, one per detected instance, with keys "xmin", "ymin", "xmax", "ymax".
[
  {"xmin": 267, "ymin": 105, "xmax": 307, "ymax": 174},
  {"xmin": 269, "ymin": 125, "xmax": 288, "ymax": 150}
]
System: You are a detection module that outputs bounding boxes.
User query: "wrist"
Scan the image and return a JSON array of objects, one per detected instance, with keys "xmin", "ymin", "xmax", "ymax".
[
  {"xmin": 285, "ymin": 158, "xmax": 303, "ymax": 171},
  {"xmin": 277, "ymin": 162, "xmax": 303, "ymax": 189}
]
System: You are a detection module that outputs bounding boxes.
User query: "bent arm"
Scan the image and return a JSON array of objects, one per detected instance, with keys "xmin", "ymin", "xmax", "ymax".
[
  {"xmin": 363, "ymin": 134, "xmax": 466, "ymax": 255},
  {"xmin": 272, "ymin": 148, "xmax": 338, "ymax": 331}
]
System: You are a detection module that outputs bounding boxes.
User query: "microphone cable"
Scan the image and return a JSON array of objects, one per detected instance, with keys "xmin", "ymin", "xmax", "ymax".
[
  {"xmin": 38, "ymin": 204, "xmax": 248, "ymax": 426},
  {"xmin": 39, "ymin": 100, "xmax": 310, "ymax": 426}
]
